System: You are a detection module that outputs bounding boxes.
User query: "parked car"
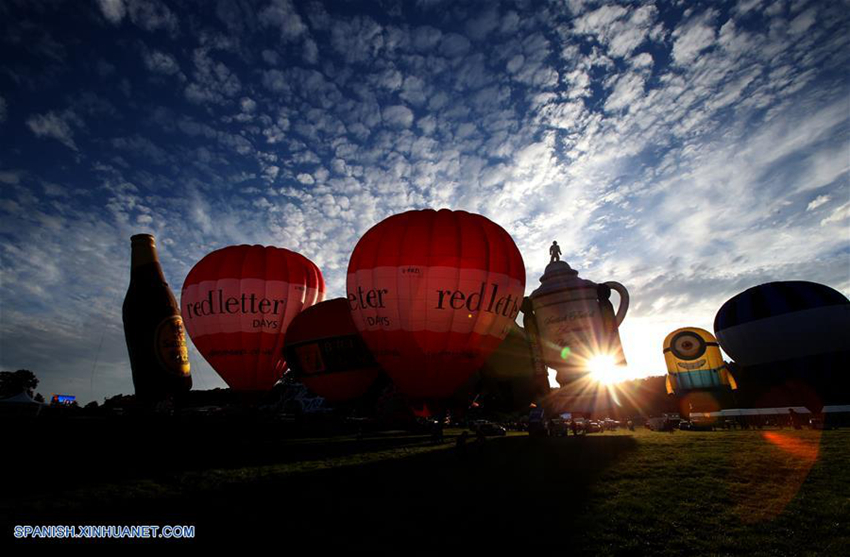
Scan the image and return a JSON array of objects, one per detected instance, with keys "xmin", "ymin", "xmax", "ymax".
[
  {"xmin": 549, "ymin": 419, "xmax": 570, "ymax": 436},
  {"xmin": 602, "ymin": 419, "xmax": 619, "ymax": 431},
  {"xmin": 473, "ymin": 421, "xmax": 507, "ymax": 436}
]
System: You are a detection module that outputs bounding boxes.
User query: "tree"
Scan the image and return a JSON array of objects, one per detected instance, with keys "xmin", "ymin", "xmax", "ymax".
[
  {"xmin": 34, "ymin": 393, "xmax": 45, "ymax": 403},
  {"xmin": 0, "ymin": 370, "xmax": 39, "ymax": 398}
]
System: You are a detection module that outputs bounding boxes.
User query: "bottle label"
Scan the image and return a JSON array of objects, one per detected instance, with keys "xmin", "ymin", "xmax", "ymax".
[{"xmin": 155, "ymin": 316, "xmax": 191, "ymax": 376}]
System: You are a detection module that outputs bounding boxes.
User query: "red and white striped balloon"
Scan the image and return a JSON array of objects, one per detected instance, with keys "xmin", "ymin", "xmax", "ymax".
[
  {"xmin": 181, "ymin": 245, "xmax": 324, "ymax": 391},
  {"xmin": 347, "ymin": 209, "xmax": 526, "ymax": 398}
]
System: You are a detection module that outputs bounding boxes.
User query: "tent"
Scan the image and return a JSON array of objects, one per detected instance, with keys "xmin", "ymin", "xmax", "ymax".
[
  {"xmin": 821, "ymin": 405, "xmax": 850, "ymax": 428},
  {"xmin": 719, "ymin": 407, "xmax": 811, "ymax": 417},
  {"xmin": 0, "ymin": 391, "xmax": 45, "ymax": 417}
]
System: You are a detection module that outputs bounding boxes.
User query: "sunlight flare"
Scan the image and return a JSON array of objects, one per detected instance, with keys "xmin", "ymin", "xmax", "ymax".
[
  {"xmin": 587, "ymin": 354, "xmax": 637, "ymax": 386},
  {"xmin": 588, "ymin": 354, "xmax": 620, "ymax": 385}
]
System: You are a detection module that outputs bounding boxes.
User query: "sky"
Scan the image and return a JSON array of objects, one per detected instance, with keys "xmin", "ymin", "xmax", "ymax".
[{"xmin": 0, "ymin": 0, "xmax": 848, "ymax": 404}]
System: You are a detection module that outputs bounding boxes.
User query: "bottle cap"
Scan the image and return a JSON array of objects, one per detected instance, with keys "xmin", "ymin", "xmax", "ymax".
[
  {"xmin": 131, "ymin": 234, "xmax": 156, "ymax": 246},
  {"xmin": 129, "ymin": 234, "xmax": 160, "ymax": 268}
]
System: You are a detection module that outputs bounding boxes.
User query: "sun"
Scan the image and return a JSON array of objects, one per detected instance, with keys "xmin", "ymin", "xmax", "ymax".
[{"xmin": 587, "ymin": 354, "xmax": 628, "ymax": 385}]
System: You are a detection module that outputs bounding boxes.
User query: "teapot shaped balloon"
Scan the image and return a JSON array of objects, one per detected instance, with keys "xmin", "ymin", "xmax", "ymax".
[{"xmin": 526, "ymin": 256, "xmax": 629, "ymax": 386}]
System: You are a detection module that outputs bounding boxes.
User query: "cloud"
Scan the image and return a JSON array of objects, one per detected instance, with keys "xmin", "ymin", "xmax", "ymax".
[
  {"xmin": 439, "ymin": 33, "xmax": 471, "ymax": 58},
  {"xmin": 0, "ymin": 170, "xmax": 23, "ymax": 185},
  {"xmin": 672, "ymin": 11, "xmax": 717, "ymax": 65},
  {"xmin": 412, "ymin": 25, "xmax": 442, "ymax": 51},
  {"xmin": 465, "ymin": 7, "xmax": 500, "ymax": 41},
  {"xmin": 240, "ymin": 97, "xmax": 257, "ymax": 113},
  {"xmin": 97, "ymin": 0, "xmax": 178, "ymax": 35},
  {"xmin": 128, "ymin": 0, "xmax": 178, "ymax": 34},
  {"xmin": 604, "ymin": 72, "xmax": 645, "ymax": 112},
  {"xmin": 263, "ymin": 165, "xmax": 279, "ymax": 181},
  {"xmin": 262, "ymin": 68, "xmax": 289, "ymax": 93},
  {"xmin": 572, "ymin": 4, "xmax": 659, "ymax": 58},
  {"xmin": 296, "ymin": 173, "xmax": 314, "ymax": 185},
  {"xmin": 184, "ymin": 48, "xmax": 242, "ymax": 104},
  {"xmin": 807, "ymin": 195, "xmax": 830, "ymax": 211},
  {"xmin": 303, "ymin": 38, "xmax": 319, "ymax": 64},
  {"xmin": 400, "ymin": 76, "xmax": 428, "ymax": 106},
  {"xmin": 789, "ymin": 8, "xmax": 817, "ymax": 35},
  {"xmin": 261, "ymin": 49, "xmax": 279, "ymax": 65},
  {"xmin": 330, "ymin": 16, "xmax": 384, "ymax": 63},
  {"xmin": 820, "ymin": 202, "xmax": 850, "ymax": 227},
  {"xmin": 260, "ymin": 0, "xmax": 307, "ymax": 41},
  {"xmin": 382, "ymin": 104, "xmax": 414, "ymax": 128},
  {"xmin": 96, "ymin": 0, "xmax": 126, "ymax": 24},
  {"xmin": 111, "ymin": 135, "xmax": 172, "ymax": 166},
  {"xmin": 733, "ymin": 0, "xmax": 764, "ymax": 16},
  {"xmin": 506, "ymin": 54, "xmax": 524, "ymax": 74},
  {"xmin": 142, "ymin": 48, "xmax": 181, "ymax": 76},
  {"xmin": 25, "ymin": 111, "xmax": 81, "ymax": 151}
]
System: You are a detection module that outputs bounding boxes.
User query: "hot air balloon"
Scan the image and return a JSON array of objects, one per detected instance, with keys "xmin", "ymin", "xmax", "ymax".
[
  {"xmin": 714, "ymin": 281, "xmax": 850, "ymax": 408},
  {"xmin": 663, "ymin": 327, "xmax": 737, "ymax": 395},
  {"xmin": 526, "ymin": 260, "xmax": 629, "ymax": 384},
  {"xmin": 181, "ymin": 245, "xmax": 324, "ymax": 391},
  {"xmin": 476, "ymin": 323, "xmax": 541, "ymax": 411},
  {"xmin": 283, "ymin": 298, "xmax": 382, "ymax": 402},
  {"xmin": 347, "ymin": 209, "xmax": 526, "ymax": 399}
]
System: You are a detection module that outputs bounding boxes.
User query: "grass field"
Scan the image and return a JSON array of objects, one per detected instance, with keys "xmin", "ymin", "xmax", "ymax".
[{"xmin": 2, "ymin": 422, "xmax": 848, "ymax": 554}]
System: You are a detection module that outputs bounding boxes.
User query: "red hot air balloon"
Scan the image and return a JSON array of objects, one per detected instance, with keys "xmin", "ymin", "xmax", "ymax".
[
  {"xmin": 283, "ymin": 298, "xmax": 382, "ymax": 402},
  {"xmin": 181, "ymin": 245, "xmax": 324, "ymax": 391},
  {"xmin": 347, "ymin": 209, "xmax": 526, "ymax": 398}
]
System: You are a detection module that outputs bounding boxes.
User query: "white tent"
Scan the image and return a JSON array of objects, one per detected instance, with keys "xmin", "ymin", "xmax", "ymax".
[
  {"xmin": 0, "ymin": 391, "xmax": 46, "ymax": 416},
  {"xmin": 820, "ymin": 405, "xmax": 850, "ymax": 428},
  {"xmin": 719, "ymin": 407, "xmax": 811, "ymax": 417}
]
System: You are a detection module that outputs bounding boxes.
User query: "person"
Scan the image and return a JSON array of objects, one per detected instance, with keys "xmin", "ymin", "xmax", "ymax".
[
  {"xmin": 789, "ymin": 408, "xmax": 801, "ymax": 430},
  {"xmin": 549, "ymin": 241, "xmax": 562, "ymax": 263},
  {"xmin": 455, "ymin": 431, "xmax": 469, "ymax": 457},
  {"xmin": 430, "ymin": 419, "xmax": 444, "ymax": 444}
]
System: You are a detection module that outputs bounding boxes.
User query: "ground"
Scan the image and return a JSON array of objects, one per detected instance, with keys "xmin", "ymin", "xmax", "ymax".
[{"xmin": 2, "ymin": 420, "xmax": 848, "ymax": 554}]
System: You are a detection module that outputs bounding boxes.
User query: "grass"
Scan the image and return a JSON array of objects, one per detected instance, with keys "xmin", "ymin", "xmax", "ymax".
[
  {"xmin": 2, "ymin": 422, "xmax": 848, "ymax": 554},
  {"xmin": 575, "ymin": 429, "xmax": 849, "ymax": 556}
]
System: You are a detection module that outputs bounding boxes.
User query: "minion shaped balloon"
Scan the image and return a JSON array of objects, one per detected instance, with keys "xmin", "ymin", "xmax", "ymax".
[{"xmin": 663, "ymin": 327, "xmax": 738, "ymax": 395}]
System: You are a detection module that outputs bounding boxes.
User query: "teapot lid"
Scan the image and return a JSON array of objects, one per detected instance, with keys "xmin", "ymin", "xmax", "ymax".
[{"xmin": 529, "ymin": 260, "xmax": 597, "ymax": 299}]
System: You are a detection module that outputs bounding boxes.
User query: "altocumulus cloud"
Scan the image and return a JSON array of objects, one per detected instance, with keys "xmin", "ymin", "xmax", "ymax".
[
  {"xmin": 0, "ymin": 0, "xmax": 847, "ymax": 402},
  {"xmin": 25, "ymin": 110, "xmax": 81, "ymax": 151}
]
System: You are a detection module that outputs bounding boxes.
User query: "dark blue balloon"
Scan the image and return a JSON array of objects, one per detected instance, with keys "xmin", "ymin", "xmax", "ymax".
[{"xmin": 714, "ymin": 281, "xmax": 850, "ymax": 366}]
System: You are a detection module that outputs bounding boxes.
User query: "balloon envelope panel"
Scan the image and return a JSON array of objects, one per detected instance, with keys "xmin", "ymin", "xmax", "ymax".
[
  {"xmin": 714, "ymin": 281, "xmax": 850, "ymax": 366},
  {"xmin": 181, "ymin": 245, "xmax": 325, "ymax": 391},
  {"xmin": 283, "ymin": 298, "xmax": 381, "ymax": 402},
  {"xmin": 347, "ymin": 209, "xmax": 526, "ymax": 398},
  {"xmin": 480, "ymin": 323, "xmax": 536, "ymax": 381}
]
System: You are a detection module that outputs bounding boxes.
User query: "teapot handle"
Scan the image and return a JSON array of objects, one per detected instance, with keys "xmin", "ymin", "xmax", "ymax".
[{"xmin": 603, "ymin": 281, "xmax": 629, "ymax": 325}]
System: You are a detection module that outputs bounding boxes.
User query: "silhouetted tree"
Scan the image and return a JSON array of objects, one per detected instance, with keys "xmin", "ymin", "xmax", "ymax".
[
  {"xmin": 34, "ymin": 393, "xmax": 45, "ymax": 403},
  {"xmin": 0, "ymin": 369, "xmax": 39, "ymax": 397}
]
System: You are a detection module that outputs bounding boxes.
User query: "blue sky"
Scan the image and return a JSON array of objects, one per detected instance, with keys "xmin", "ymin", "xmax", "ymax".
[{"xmin": 1, "ymin": 0, "xmax": 848, "ymax": 403}]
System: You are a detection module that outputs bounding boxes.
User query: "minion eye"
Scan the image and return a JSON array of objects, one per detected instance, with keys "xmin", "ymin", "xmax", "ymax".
[{"xmin": 671, "ymin": 332, "xmax": 706, "ymax": 360}]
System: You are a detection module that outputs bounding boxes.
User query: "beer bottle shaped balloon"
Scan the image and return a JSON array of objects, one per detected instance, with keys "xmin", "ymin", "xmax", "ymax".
[{"xmin": 122, "ymin": 234, "xmax": 191, "ymax": 401}]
